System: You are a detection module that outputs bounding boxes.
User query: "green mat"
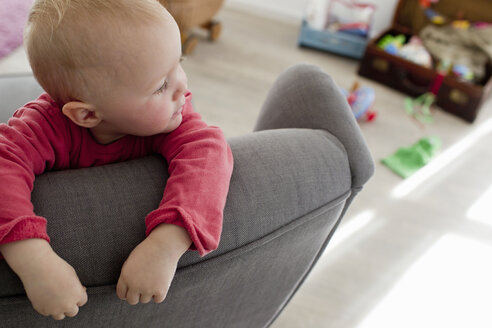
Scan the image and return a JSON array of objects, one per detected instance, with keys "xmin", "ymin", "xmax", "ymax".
[{"xmin": 381, "ymin": 137, "xmax": 442, "ymax": 178}]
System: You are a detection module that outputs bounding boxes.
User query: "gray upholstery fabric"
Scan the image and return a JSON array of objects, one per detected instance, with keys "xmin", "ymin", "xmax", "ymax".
[
  {"xmin": 0, "ymin": 65, "xmax": 374, "ymax": 327},
  {"xmin": 0, "ymin": 203, "xmax": 344, "ymax": 328},
  {"xmin": 254, "ymin": 64, "xmax": 375, "ymax": 189}
]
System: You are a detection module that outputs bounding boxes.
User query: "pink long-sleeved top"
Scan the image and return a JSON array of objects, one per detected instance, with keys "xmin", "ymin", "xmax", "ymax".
[{"xmin": 0, "ymin": 91, "xmax": 233, "ymax": 256}]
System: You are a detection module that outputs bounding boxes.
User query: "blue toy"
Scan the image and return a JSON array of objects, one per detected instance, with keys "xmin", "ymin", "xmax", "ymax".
[{"xmin": 341, "ymin": 82, "xmax": 377, "ymax": 122}]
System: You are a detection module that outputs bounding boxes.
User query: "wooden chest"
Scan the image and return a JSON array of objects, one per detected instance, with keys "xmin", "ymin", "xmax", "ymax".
[{"xmin": 358, "ymin": 0, "xmax": 492, "ymax": 122}]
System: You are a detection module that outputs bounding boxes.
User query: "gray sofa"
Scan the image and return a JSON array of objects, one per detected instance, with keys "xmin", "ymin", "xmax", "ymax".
[{"xmin": 0, "ymin": 65, "xmax": 374, "ymax": 327}]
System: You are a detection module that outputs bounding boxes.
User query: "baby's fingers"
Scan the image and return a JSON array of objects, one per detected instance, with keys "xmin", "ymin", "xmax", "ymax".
[
  {"xmin": 64, "ymin": 305, "xmax": 80, "ymax": 318},
  {"xmin": 78, "ymin": 288, "xmax": 88, "ymax": 307},
  {"xmin": 116, "ymin": 280, "xmax": 127, "ymax": 301},
  {"xmin": 52, "ymin": 313, "xmax": 66, "ymax": 321},
  {"xmin": 153, "ymin": 291, "xmax": 167, "ymax": 304},
  {"xmin": 140, "ymin": 293, "xmax": 153, "ymax": 304},
  {"xmin": 126, "ymin": 289, "xmax": 140, "ymax": 305}
]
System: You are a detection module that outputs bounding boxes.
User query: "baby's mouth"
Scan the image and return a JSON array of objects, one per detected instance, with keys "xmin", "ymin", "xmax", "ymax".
[{"xmin": 173, "ymin": 104, "xmax": 184, "ymax": 117}]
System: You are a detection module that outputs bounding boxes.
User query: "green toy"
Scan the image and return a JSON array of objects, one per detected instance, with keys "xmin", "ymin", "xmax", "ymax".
[
  {"xmin": 404, "ymin": 92, "xmax": 435, "ymax": 124},
  {"xmin": 381, "ymin": 136, "xmax": 442, "ymax": 178},
  {"xmin": 377, "ymin": 34, "xmax": 406, "ymax": 55}
]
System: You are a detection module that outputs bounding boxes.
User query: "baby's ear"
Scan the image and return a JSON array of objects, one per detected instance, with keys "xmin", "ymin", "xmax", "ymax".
[{"xmin": 62, "ymin": 101, "xmax": 101, "ymax": 128}]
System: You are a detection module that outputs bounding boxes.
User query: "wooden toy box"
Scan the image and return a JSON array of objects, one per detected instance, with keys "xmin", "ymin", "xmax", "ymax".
[{"xmin": 358, "ymin": 0, "xmax": 492, "ymax": 122}]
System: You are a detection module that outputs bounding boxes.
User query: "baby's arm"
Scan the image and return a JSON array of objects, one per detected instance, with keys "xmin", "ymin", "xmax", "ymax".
[
  {"xmin": 0, "ymin": 95, "xmax": 86, "ymax": 318},
  {"xmin": 116, "ymin": 224, "xmax": 191, "ymax": 304},
  {"xmin": 0, "ymin": 240, "xmax": 87, "ymax": 320},
  {"xmin": 117, "ymin": 93, "xmax": 233, "ymax": 304},
  {"xmin": 145, "ymin": 93, "xmax": 234, "ymax": 256}
]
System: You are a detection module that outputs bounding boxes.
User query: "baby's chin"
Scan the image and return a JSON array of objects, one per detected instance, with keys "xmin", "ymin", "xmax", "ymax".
[{"xmin": 162, "ymin": 114, "xmax": 183, "ymax": 134}]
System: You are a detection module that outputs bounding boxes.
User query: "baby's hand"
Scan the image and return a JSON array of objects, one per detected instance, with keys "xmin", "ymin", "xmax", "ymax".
[
  {"xmin": 116, "ymin": 224, "xmax": 191, "ymax": 305},
  {"xmin": 22, "ymin": 251, "xmax": 88, "ymax": 320},
  {"xmin": 1, "ymin": 239, "xmax": 87, "ymax": 320}
]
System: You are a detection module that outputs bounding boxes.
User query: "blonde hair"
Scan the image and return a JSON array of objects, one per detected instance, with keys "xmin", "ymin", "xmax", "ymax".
[{"xmin": 25, "ymin": 0, "xmax": 169, "ymax": 105}]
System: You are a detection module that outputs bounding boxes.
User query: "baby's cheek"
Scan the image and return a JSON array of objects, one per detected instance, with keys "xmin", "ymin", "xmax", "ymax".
[{"xmin": 165, "ymin": 113, "xmax": 183, "ymax": 133}]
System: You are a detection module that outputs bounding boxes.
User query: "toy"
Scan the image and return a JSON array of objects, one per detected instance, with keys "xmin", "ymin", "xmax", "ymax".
[
  {"xmin": 381, "ymin": 136, "xmax": 442, "ymax": 178},
  {"xmin": 424, "ymin": 8, "xmax": 446, "ymax": 24},
  {"xmin": 341, "ymin": 82, "xmax": 377, "ymax": 122},
  {"xmin": 439, "ymin": 57, "xmax": 474, "ymax": 82},
  {"xmin": 404, "ymin": 92, "xmax": 435, "ymax": 124},
  {"xmin": 377, "ymin": 34, "xmax": 406, "ymax": 55},
  {"xmin": 419, "ymin": 0, "xmax": 445, "ymax": 24},
  {"xmin": 452, "ymin": 20, "xmax": 470, "ymax": 29},
  {"xmin": 398, "ymin": 36, "xmax": 433, "ymax": 68},
  {"xmin": 379, "ymin": 35, "xmax": 432, "ymax": 68},
  {"xmin": 452, "ymin": 64, "xmax": 474, "ymax": 81},
  {"xmin": 325, "ymin": 0, "xmax": 376, "ymax": 38},
  {"xmin": 403, "ymin": 61, "xmax": 446, "ymax": 125},
  {"xmin": 338, "ymin": 22, "xmax": 371, "ymax": 37},
  {"xmin": 419, "ymin": 0, "xmax": 440, "ymax": 8},
  {"xmin": 474, "ymin": 22, "xmax": 492, "ymax": 29},
  {"xmin": 436, "ymin": 58, "xmax": 453, "ymax": 74}
]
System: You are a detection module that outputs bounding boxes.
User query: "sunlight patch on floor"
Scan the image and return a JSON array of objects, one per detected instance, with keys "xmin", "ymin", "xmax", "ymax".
[
  {"xmin": 357, "ymin": 233, "xmax": 492, "ymax": 328},
  {"xmin": 309, "ymin": 210, "xmax": 376, "ymax": 282},
  {"xmin": 312, "ymin": 210, "xmax": 375, "ymax": 273},
  {"xmin": 467, "ymin": 184, "xmax": 492, "ymax": 226},
  {"xmin": 328, "ymin": 210, "xmax": 376, "ymax": 250}
]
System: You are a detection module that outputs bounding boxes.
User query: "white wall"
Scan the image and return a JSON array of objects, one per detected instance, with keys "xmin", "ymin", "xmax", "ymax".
[
  {"xmin": 225, "ymin": 0, "xmax": 399, "ymax": 37},
  {"xmin": 225, "ymin": 0, "xmax": 309, "ymax": 21}
]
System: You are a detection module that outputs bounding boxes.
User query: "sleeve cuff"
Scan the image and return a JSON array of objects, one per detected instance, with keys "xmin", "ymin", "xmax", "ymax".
[
  {"xmin": 145, "ymin": 207, "xmax": 218, "ymax": 257},
  {"xmin": 0, "ymin": 216, "xmax": 50, "ymax": 258}
]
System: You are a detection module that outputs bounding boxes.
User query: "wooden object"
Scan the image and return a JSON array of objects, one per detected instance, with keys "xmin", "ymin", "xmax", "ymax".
[
  {"xmin": 159, "ymin": 0, "xmax": 225, "ymax": 54},
  {"xmin": 358, "ymin": 0, "xmax": 492, "ymax": 122}
]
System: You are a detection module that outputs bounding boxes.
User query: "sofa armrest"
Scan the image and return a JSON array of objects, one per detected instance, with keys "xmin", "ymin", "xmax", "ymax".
[
  {"xmin": 0, "ymin": 74, "xmax": 44, "ymax": 123},
  {"xmin": 254, "ymin": 64, "xmax": 375, "ymax": 190},
  {"xmin": 0, "ymin": 127, "xmax": 352, "ymax": 297}
]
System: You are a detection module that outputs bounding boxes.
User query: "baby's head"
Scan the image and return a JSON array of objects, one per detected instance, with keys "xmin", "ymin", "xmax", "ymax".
[
  {"xmin": 25, "ymin": 0, "xmax": 188, "ymax": 143},
  {"xmin": 26, "ymin": 0, "xmax": 174, "ymax": 105}
]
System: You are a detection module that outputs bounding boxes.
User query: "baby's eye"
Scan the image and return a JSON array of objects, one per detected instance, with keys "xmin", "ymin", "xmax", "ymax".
[{"xmin": 155, "ymin": 80, "xmax": 168, "ymax": 94}]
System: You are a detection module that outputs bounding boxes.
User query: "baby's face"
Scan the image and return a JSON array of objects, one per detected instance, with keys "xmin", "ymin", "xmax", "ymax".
[{"xmin": 88, "ymin": 12, "xmax": 187, "ymax": 144}]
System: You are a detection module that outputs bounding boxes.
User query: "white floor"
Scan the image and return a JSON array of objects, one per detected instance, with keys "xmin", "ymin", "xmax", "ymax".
[{"xmin": 2, "ymin": 7, "xmax": 492, "ymax": 328}]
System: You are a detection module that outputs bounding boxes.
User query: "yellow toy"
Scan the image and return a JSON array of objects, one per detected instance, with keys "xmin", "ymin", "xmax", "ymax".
[{"xmin": 452, "ymin": 20, "xmax": 470, "ymax": 29}]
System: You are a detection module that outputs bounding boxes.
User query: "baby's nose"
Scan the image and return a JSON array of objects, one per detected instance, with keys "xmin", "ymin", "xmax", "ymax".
[{"xmin": 172, "ymin": 79, "xmax": 187, "ymax": 102}]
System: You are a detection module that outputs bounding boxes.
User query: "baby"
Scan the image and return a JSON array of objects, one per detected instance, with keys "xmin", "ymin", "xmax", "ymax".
[{"xmin": 0, "ymin": 0, "xmax": 233, "ymax": 321}]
